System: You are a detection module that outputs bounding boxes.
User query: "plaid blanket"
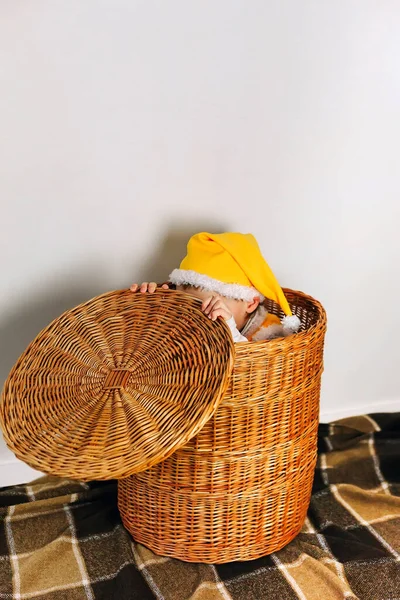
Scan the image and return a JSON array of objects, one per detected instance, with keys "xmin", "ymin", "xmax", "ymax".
[{"xmin": 0, "ymin": 413, "xmax": 399, "ymax": 600}]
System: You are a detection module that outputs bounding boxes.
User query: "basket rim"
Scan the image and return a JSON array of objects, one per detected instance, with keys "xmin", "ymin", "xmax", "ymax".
[
  {"xmin": 241, "ymin": 287, "xmax": 327, "ymax": 348},
  {"xmin": 166, "ymin": 285, "xmax": 326, "ymax": 347}
]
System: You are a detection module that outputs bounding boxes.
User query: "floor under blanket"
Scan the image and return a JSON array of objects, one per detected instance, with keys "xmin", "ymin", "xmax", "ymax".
[{"xmin": 0, "ymin": 413, "xmax": 399, "ymax": 600}]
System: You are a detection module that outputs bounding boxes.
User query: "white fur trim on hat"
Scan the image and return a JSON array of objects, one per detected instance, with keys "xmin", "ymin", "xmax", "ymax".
[
  {"xmin": 169, "ymin": 269, "xmax": 264, "ymax": 302},
  {"xmin": 281, "ymin": 315, "xmax": 301, "ymax": 333}
]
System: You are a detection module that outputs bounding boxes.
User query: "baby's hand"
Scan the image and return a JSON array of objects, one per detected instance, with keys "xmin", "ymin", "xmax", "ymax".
[
  {"xmin": 130, "ymin": 282, "xmax": 169, "ymax": 293},
  {"xmin": 202, "ymin": 296, "xmax": 233, "ymax": 322}
]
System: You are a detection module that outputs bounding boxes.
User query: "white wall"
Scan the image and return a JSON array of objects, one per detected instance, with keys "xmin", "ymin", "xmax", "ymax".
[{"xmin": 1, "ymin": 0, "xmax": 399, "ymax": 486}]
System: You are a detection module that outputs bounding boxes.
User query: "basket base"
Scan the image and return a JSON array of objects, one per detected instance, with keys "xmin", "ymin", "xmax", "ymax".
[
  {"xmin": 118, "ymin": 470, "xmax": 314, "ymax": 563},
  {"xmin": 127, "ymin": 520, "xmax": 306, "ymax": 563}
]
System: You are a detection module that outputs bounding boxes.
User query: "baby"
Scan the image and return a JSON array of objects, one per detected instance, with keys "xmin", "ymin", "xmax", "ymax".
[{"xmin": 131, "ymin": 232, "xmax": 300, "ymax": 342}]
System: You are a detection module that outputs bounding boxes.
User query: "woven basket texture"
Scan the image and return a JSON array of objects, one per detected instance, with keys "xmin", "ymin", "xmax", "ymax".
[
  {"xmin": 118, "ymin": 289, "xmax": 326, "ymax": 562},
  {"xmin": 0, "ymin": 289, "xmax": 235, "ymax": 480}
]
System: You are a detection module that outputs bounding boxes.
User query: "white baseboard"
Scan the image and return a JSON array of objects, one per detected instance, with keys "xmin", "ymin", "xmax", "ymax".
[
  {"xmin": 320, "ymin": 399, "xmax": 400, "ymax": 423},
  {"xmin": 0, "ymin": 459, "xmax": 43, "ymax": 488}
]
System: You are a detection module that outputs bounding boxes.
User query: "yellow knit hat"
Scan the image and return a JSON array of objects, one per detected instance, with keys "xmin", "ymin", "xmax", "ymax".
[{"xmin": 169, "ymin": 232, "xmax": 294, "ymax": 318}]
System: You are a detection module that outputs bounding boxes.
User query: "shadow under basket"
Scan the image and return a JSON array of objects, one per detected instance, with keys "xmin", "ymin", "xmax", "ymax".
[{"xmin": 118, "ymin": 289, "xmax": 327, "ymax": 563}]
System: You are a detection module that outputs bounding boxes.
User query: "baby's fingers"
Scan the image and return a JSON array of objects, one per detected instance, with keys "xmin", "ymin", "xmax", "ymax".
[
  {"xmin": 202, "ymin": 296, "xmax": 218, "ymax": 315},
  {"xmin": 131, "ymin": 282, "xmax": 167, "ymax": 293},
  {"xmin": 209, "ymin": 306, "xmax": 231, "ymax": 322},
  {"xmin": 138, "ymin": 281, "xmax": 156, "ymax": 293}
]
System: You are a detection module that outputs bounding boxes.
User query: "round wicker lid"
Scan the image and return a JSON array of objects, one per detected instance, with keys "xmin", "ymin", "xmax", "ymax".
[{"xmin": 0, "ymin": 289, "xmax": 235, "ymax": 480}]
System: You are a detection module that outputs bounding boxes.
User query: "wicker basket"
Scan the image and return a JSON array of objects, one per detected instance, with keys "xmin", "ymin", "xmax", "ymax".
[
  {"xmin": 0, "ymin": 287, "xmax": 326, "ymax": 564},
  {"xmin": 118, "ymin": 289, "xmax": 326, "ymax": 562}
]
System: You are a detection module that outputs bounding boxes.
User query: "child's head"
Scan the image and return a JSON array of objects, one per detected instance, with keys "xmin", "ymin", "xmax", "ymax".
[{"xmin": 169, "ymin": 232, "xmax": 295, "ymax": 328}]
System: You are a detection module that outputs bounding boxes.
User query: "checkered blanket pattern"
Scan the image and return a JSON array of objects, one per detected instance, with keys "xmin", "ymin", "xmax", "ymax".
[{"xmin": 0, "ymin": 413, "xmax": 399, "ymax": 599}]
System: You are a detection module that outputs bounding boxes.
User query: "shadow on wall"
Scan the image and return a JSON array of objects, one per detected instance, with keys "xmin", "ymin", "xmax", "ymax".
[
  {"xmin": 0, "ymin": 221, "xmax": 228, "ymax": 388},
  {"xmin": 0, "ymin": 267, "xmax": 108, "ymax": 389},
  {"xmin": 133, "ymin": 220, "xmax": 227, "ymax": 283}
]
